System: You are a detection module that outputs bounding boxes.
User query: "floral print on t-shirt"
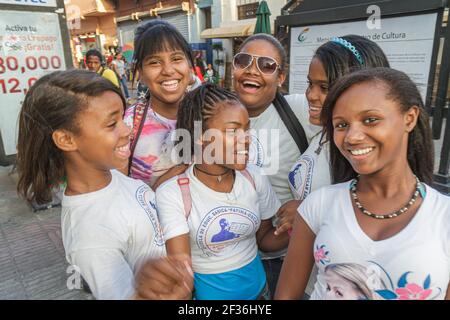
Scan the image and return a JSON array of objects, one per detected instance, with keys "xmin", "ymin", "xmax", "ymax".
[{"xmin": 124, "ymin": 100, "xmax": 177, "ymax": 186}]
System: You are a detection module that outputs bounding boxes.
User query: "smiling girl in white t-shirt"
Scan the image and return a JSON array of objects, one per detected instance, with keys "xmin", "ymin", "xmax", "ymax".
[
  {"xmin": 156, "ymin": 84, "xmax": 293, "ymax": 300},
  {"xmin": 276, "ymin": 68, "xmax": 450, "ymax": 300}
]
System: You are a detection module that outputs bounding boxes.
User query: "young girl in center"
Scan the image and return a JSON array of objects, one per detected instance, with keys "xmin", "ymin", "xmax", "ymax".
[
  {"xmin": 156, "ymin": 84, "xmax": 292, "ymax": 300},
  {"xmin": 15, "ymin": 69, "xmax": 183, "ymax": 300}
]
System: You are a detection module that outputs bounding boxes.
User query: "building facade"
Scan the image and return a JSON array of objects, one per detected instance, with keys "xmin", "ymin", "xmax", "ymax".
[
  {"xmin": 65, "ymin": 0, "xmax": 117, "ymax": 68},
  {"xmin": 201, "ymin": 0, "xmax": 289, "ymax": 88}
]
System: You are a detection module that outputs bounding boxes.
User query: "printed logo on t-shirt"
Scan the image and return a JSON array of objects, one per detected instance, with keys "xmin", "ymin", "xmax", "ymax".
[
  {"xmin": 196, "ymin": 206, "xmax": 259, "ymax": 256},
  {"xmin": 248, "ymin": 134, "xmax": 264, "ymax": 168},
  {"xmin": 288, "ymin": 155, "xmax": 314, "ymax": 200},
  {"xmin": 135, "ymin": 185, "xmax": 165, "ymax": 247}
]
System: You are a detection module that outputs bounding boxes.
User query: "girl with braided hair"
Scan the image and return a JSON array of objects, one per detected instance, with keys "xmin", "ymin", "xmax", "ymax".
[{"xmin": 156, "ymin": 83, "xmax": 292, "ymax": 299}]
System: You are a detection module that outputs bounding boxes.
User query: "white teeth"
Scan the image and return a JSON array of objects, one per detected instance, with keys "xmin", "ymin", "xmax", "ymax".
[
  {"xmin": 116, "ymin": 143, "xmax": 129, "ymax": 152},
  {"xmin": 162, "ymin": 80, "xmax": 179, "ymax": 85},
  {"xmin": 350, "ymin": 147, "xmax": 373, "ymax": 156},
  {"xmin": 243, "ymin": 81, "xmax": 260, "ymax": 87},
  {"xmin": 162, "ymin": 80, "xmax": 180, "ymax": 89},
  {"xmin": 309, "ymin": 106, "xmax": 321, "ymax": 112}
]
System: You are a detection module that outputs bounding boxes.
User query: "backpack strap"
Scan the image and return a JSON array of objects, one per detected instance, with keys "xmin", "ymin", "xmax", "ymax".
[
  {"xmin": 177, "ymin": 173, "xmax": 192, "ymax": 219},
  {"xmin": 128, "ymin": 101, "xmax": 150, "ymax": 175},
  {"xmin": 239, "ymin": 169, "xmax": 256, "ymax": 191},
  {"xmin": 272, "ymin": 92, "xmax": 309, "ymax": 154}
]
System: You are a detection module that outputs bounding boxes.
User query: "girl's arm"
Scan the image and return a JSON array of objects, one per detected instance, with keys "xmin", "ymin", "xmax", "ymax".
[
  {"xmin": 166, "ymin": 233, "xmax": 191, "ymax": 258},
  {"xmin": 256, "ymin": 219, "xmax": 290, "ymax": 252},
  {"xmin": 274, "ymin": 214, "xmax": 316, "ymax": 299}
]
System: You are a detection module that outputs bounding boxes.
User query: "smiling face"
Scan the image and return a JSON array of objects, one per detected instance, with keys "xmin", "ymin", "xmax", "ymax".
[
  {"xmin": 139, "ymin": 48, "xmax": 191, "ymax": 110},
  {"xmin": 72, "ymin": 91, "xmax": 131, "ymax": 171},
  {"xmin": 233, "ymin": 39, "xmax": 286, "ymax": 117},
  {"xmin": 203, "ymin": 101, "xmax": 250, "ymax": 171},
  {"xmin": 306, "ymin": 57, "xmax": 329, "ymax": 126},
  {"xmin": 332, "ymin": 81, "xmax": 417, "ymax": 176}
]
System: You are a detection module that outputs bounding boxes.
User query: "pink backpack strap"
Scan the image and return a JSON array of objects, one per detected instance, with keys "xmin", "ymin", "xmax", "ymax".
[
  {"xmin": 177, "ymin": 173, "xmax": 192, "ymax": 219},
  {"xmin": 239, "ymin": 169, "xmax": 256, "ymax": 191}
]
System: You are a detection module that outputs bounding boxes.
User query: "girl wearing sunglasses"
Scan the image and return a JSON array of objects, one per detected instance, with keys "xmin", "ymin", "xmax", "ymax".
[{"xmin": 232, "ymin": 33, "xmax": 321, "ymax": 296}]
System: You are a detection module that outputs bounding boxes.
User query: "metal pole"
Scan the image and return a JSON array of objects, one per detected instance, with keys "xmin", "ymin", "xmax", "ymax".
[{"xmin": 432, "ymin": 14, "xmax": 450, "ymax": 139}]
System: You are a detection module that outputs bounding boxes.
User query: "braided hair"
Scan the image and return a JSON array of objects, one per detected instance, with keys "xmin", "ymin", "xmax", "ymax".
[{"xmin": 176, "ymin": 83, "xmax": 241, "ymax": 157}]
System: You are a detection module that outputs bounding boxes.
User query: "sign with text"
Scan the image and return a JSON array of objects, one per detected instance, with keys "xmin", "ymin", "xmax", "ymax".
[
  {"xmin": 0, "ymin": 10, "xmax": 66, "ymax": 155},
  {"xmin": 0, "ymin": 0, "xmax": 56, "ymax": 7},
  {"xmin": 289, "ymin": 13, "xmax": 438, "ymax": 100}
]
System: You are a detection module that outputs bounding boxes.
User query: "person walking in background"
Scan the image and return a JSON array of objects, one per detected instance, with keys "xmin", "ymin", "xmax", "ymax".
[
  {"xmin": 112, "ymin": 52, "xmax": 131, "ymax": 101},
  {"xmin": 85, "ymin": 49, "xmax": 119, "ymax": 88},
  {"xmin": 204, "ymin": 64, "xmax": 216, "ymax": 84}
]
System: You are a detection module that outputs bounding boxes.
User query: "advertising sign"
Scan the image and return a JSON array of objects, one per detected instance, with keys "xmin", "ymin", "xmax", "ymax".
[
  {"xmin": 289, "ymin": 13, "xmax": 438, "ymax": 100},
  {"xmin": 0, "ymin": 10, "xmax": 66, "ymax": 155}
]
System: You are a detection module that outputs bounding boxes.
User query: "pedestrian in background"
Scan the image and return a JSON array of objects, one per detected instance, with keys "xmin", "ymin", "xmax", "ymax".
[
  {"xmin": 112, "ymin": 52, "xmax": 131, "ymax": 102},
  {"xmin": 85, "ymin": 49, "xmax": 119, "ymax": 88}
]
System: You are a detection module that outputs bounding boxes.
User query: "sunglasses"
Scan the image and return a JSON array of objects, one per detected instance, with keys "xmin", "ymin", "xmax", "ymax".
[{"xmin": 233, "ymin": 53, "xmax": 281, "ymax": 75}]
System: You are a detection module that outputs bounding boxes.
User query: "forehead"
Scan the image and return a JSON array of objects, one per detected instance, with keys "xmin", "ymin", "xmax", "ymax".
[
  {"xmin": 144, "ymin": 38, "xmax": 186, "ymax": 57},
  {"xmin": 209, "ymin": 101, "xmax": 248, "ymax": 123},
  {"xmin": 308, "ymin": 57, "xmax": 327, "ymax": 80},
  {"xmin": 333, "ymin": 81, "xmax": 397, "ymax": 116},
  {"xmin": 240, "ymin": 39, "xmax": 281, "ymax": 61},
  {"xmin": 83, "ymin": 91, "xmax": 124, "ymax": 118},
  {"xmin": 86, "ymin": 55, "xmax": 101, "ymax": 62}
]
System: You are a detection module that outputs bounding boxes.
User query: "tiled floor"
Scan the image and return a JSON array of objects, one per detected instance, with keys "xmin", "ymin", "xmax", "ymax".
[{"xmin": 0, "ymin": 166, "xmax": 92, "ymax": 300}]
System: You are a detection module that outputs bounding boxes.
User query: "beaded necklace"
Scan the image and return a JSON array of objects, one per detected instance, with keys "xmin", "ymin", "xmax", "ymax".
[{"xmin": 349, "ymin": 175, "xmax": 425, "ymax": 219}]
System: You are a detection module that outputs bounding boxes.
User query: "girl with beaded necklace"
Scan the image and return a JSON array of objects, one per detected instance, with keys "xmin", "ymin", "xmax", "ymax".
[{"xmin": 276, "ymin": 68, "xmax": 450, "ymax": 300}]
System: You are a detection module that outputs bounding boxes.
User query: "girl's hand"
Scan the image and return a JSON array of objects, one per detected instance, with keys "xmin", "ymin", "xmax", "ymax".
[
  {"xmin": 274, "ymin": 200, "xmax": 301, "ymax": 236},
  {"xmin": 134, "ymin": 255, "xmax": 194, "ymax": 300}
]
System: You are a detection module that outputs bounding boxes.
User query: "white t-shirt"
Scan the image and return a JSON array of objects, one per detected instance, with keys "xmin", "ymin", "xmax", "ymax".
[
  {"xmin": 248, "ymin": 93, "xmax": 321, "ymax": 204},
  {"xmin": 156, "ymin": 164, "xmax": 281, "ymax": 274},
  {"xmin": 61, "ymin": 170, "xmax": 166, "ymax": 299},
  {"xmin": 288, "ymin": 132, "xmax": 331, "ymax": 201},
  {"xmin": 112, "ymin": 59, "xmax": 126, "ymax": 77},
  {"xmin": 299, "ymin": 182, "xmax": 450, "ymax": 300}
]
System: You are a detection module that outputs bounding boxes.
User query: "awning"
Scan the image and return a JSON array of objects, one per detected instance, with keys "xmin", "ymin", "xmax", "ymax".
[{"xmin": 200, "ymin": 24, "xmax": 255, "ymax": 39}]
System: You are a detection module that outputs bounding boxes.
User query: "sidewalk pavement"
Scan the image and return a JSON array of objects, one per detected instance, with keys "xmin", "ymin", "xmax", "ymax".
[{"xmin": 0, "ymin": 165, "xmax": 93, "ymax": 300}]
